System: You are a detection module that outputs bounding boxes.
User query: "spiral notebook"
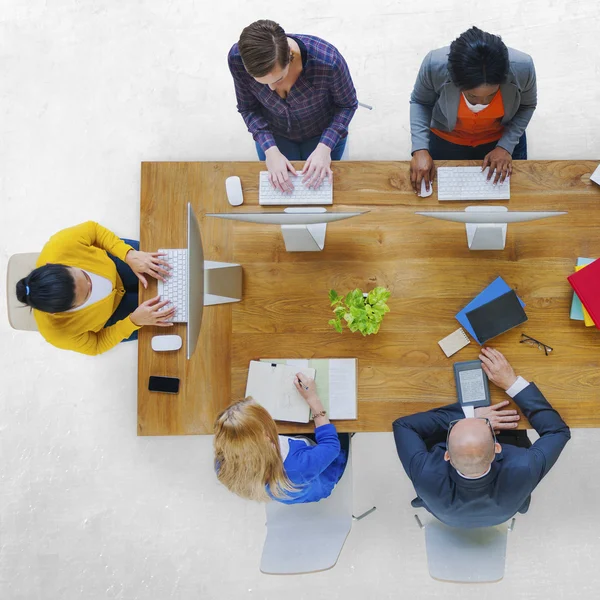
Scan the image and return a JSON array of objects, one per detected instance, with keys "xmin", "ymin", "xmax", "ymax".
[{"xmin": 438, "ymin": 328, "xmax": 470, "ymax": 357}]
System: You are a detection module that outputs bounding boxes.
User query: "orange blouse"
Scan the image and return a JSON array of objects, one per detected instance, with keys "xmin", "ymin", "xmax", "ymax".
[{"xmin": 431, "ymin": 91, "xmax": 505, "ymax": 147}]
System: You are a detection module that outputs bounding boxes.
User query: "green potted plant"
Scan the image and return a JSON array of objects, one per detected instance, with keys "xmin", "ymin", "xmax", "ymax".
[{"xmin": 328, "ymin": 286, "xmax": 391, "ymax": 335}]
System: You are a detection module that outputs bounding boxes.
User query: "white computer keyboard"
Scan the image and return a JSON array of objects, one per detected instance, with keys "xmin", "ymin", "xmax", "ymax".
[
  {"xmin": 437, "ymin": 166, "xmax": 510, "ymax": 201},
  {"xmin": 157, "ymin": 248, "xmax": 188, "ymax": 323},
  {"xmin": 258, "ymin": 171, "xmax": 333, "ymax": 205}
]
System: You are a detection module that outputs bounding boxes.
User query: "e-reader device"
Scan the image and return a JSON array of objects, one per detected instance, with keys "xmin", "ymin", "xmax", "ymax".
[{"xmin": 453, "ymin": 360, "xmax": 491, "ymax": 408}]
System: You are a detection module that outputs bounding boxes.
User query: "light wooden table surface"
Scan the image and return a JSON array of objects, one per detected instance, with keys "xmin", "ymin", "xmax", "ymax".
[{"xmin": 138, "ymin": 160, "xmax": 600, "ymax": 436}]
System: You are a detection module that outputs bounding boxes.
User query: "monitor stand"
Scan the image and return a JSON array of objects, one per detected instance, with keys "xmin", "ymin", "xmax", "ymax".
[
  {"xmin": 204, "ymin": 261, "xmax": 242, "ymax": 305},
  {"xmin": 280, "ymin": 207, "xmax": 327, "ymax": 252},
  {"xmin": 465, "ymin": 206, "xmax": 509, "ymax": 250}
]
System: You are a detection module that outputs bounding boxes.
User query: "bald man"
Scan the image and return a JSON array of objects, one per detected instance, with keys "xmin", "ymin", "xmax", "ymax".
[{"xmin": 393, "ymin": 348, "xmax": 571, "ymax": 528}]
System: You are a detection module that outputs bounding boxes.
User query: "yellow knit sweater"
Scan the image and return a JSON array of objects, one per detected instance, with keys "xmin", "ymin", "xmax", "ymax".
[{"xmin": 34, "ymin": 222, "xmax": 141, "ymax": 355}]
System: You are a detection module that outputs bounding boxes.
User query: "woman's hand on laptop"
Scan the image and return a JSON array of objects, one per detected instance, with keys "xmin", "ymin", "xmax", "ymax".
[
  {"xmin": 265, "ymin": 146, "xmax": 297, "ymax": 193},
  {"xmin": 125, "ymin": 250, "xmax": 171, "ymax": 288},
  {"xmin": 130, "ymin": 296, "xmax": 175, "ymax": 327}
]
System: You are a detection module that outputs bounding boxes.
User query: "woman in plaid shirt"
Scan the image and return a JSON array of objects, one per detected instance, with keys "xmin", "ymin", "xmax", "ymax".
[{"xmin": 228, "ymin": 20, "xmax": 358, "ymax": 192}]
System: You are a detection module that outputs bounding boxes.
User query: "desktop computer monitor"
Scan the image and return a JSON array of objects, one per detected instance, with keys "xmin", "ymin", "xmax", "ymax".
[
  {"xmin": 206, "ymin": 208, "xmax": 367, "ymax": 252},
  {"xmin": 187, "ymin": 202, "xmax": 204, "ymax": 359},
  {"xmin": 415, "ymin": 206, "xmax": 567, "ymax": 250},
  {"xmin": 182, "ymin": 203, "xmax": 242, "ymax": 359}
]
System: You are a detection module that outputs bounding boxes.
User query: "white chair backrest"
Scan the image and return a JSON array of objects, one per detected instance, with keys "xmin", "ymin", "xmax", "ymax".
[
  {"xmin": 423, "ymin": 517, "xmax": 511, "ymax": 583},
  {"xmin": 260, "ymin": 441, "xmax": 353, "ymax": 574},
  {"xmin": 6, "ymin": 253, "xmax": 40, "ymax": 331}
]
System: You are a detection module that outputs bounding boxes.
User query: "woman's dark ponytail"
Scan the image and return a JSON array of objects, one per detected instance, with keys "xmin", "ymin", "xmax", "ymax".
[
  {"xmin": 15, "ymin": 264, "xmax": 76, "ymax": 313},
  {"xmin": 15, "ymin": 278, "xmax": 31, "ymax": 305}
]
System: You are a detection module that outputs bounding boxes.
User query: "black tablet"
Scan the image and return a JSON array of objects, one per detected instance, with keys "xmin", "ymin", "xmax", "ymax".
[{"xmin": 453, "ymin": 360, "xmax": 491, "ymax": 408}]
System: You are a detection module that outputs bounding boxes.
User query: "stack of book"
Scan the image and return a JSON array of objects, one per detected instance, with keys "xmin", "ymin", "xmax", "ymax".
[
  {"xmin": 568, "ymin": 257, "xmax": 600, "ymax": 329},
  {"xmin": 455, "ymin": 276, "xmax": 528, "ymax": 344}
]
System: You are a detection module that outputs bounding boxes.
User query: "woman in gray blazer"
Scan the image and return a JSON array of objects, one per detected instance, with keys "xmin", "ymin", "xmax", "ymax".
[{"xmin": 409, "ymin": 27, "xmax": 536, "ymax": 194}]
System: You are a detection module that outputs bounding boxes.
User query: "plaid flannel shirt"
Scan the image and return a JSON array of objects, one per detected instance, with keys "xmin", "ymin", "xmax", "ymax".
[{"xmin": 228, "ymin": 35, "xmax": 358, "ymax": 153}]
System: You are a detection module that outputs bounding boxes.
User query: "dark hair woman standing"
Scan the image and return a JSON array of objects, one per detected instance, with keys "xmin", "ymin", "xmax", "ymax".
[
  {"xmin": 409, "ymin": 26, "xmax": 536, "ymax": 193},
  {"xmin": 228, "ymin": 20, "xmax": 358, "ymax": 192}
]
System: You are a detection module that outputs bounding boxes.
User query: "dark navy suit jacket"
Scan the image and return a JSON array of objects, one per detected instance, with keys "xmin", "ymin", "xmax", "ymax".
[{"xmin": 393, "ymin": 383, "xmax": 570, "ymax": 528}]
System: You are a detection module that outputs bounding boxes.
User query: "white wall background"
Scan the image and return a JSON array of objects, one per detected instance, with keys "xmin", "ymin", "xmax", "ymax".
[{"xmin": 1, "ymin": 1, "xmax": 600, "ymax": 598}]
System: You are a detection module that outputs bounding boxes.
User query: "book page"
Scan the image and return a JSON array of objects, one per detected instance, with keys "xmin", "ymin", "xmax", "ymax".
[
  {"xmin": 246, "ymin": 361, "xmax": 314, "ymax": 422},
  {"xmin": 285, "ymin": 359, "xmax": 309, "ymax": 371},
  {"xmin": 306, "ymin": 359, "xmax": 329, "ymax": 415},
  {"xmin": 257, "ymin": 358, "xmax": 357, "ymax": 420},
  {"xmin": 245, "ymin": 361, "xmax": 278, "ymax": 414},
  {"xmin": 263, "ymin": 359, "xmax": 313, "ymax": 418},
  {"xmin": 277, "ymin": 364, "xmax": 315, "ymax": 422},
  {"xmin": 328, "ymin": 359, "xmax": 357, "ymax": 419}
]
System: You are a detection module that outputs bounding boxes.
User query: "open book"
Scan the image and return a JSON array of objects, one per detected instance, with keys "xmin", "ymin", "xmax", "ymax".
[
  {"xmin": 260, "ymin": 358, "xmax": 358, "ymax": 420},
  {"xmin": 245, "ymin": 361, "xmax": 316, "ymax": 423}
]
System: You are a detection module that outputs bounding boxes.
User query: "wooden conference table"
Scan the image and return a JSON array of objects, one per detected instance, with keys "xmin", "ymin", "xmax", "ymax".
[{"xmin": 138, "ymin": 160, "xmax": 600, "ymax": 436}]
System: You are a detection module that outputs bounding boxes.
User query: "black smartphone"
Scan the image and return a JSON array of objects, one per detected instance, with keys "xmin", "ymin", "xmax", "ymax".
[{"xmin": 148, "ymin": 376, "xmax": 180, "ymax": 395}]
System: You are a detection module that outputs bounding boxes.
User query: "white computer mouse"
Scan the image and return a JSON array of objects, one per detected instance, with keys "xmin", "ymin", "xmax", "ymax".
[
  {"xmin": 225, "ymin": 176, "xmax": 244, "ymax": 206},
  {"xmin": 151, "ymin": 334, "xmax": 182, "ymax": 352},
  {"xmin": 419, "ymin": 179, "xmax": 433, "ymax": 198}
]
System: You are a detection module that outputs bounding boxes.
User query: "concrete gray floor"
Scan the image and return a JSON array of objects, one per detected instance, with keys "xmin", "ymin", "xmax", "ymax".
[{"xmin": 1, "ymin": 1, "xmax": 600, "ymax": 598}]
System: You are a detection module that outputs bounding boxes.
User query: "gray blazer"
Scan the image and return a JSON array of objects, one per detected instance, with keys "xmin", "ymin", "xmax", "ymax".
[{"xmin": 409, "ymin": 46, "xmax": 537, "ymax": 155}]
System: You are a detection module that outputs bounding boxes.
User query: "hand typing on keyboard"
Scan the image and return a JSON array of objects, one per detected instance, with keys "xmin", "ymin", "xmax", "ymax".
[
  {"xmin": 482, "ymin": 147, "xmax": 512, "ymax": 184},
  {"xmin": 157, "ymin": 248, "xmax": 188, "ymax": 322},
  {"xmin": 265, "ymin": 146, "xmax": 298, "ymax": 193},
  {"xmin": 130, "ymin": 296, "xmax": 176, "ymax": 328},
  {"xmin": 302, "ymin": 143, "xmax": 333, "ymax": 189},
  {"xmin": 124, "ymin": 249, "xmax": 171, "ymax": 288},
  {"xmin": 259, "ymin": 171, "xmax": 332, "ymax": 205}
]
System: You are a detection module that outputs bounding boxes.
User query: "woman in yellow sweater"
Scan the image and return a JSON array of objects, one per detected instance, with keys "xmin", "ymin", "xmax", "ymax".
[{"xmin": 15, "ymin": 221, "xmax": 175, "ymax": 355}]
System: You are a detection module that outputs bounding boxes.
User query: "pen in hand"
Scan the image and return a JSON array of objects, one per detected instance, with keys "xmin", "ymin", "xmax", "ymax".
[{"xmin": 296, "ymin": 375, "xmax": 309, "ymax": 390}]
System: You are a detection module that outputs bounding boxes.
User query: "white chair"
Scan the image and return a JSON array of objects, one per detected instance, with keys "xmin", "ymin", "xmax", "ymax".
[
  {"xmin": 6, "ymin": 253, "xmax": 40, "ymax": 331},
  {"xmin": 341, "ymin": 101, "xmax": 373, "ymax": 161},
  {"xmin": 260, "ymin": 440, "xmax": 376, "ymax": 574},
  {"xmin": 415, "ymin": 513, "xmax": 516, "ymax": 583}
]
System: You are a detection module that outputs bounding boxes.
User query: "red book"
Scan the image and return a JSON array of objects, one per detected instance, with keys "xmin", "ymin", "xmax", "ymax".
[{"xmin": 567, "ymin": 258, "xmax": 600, "ymax": 329}]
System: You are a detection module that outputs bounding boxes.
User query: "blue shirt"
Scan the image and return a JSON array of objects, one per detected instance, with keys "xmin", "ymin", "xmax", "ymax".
[{"xmin": 268, "ymin": 423, "xmax": 348, "ymax": 504}]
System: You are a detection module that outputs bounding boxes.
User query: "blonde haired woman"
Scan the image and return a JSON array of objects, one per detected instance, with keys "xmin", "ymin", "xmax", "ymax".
[{"xmin": 214, "ymin": 374, "xmax": 349, "ymax": 503}]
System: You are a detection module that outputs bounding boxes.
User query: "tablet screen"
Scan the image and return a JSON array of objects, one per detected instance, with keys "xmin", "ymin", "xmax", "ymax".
[{"xmin": 458, "ymin": 368, "xmax": 486, "ymax": 404}]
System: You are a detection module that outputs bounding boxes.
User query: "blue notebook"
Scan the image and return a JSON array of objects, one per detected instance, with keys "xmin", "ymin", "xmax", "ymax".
[
  {"xmin": 456, "ymin": 277, "xmax": 525, "ymax": 344},
  {"xmin": 570, "ymin": 257, "xmax": 595, "ymax": 320}
]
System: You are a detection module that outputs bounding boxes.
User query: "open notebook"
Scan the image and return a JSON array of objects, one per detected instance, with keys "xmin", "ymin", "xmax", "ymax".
[
  {"xmin": 245, "ymin": 361, "xmax": 315, "ymax": 423},
  {"xmin": 245, "ymin": 358, "xmax": 358, "ymax": 422}
]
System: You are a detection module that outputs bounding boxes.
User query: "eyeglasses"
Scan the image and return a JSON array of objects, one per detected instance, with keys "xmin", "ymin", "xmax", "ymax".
[
  {"xmin": 446, "ymin": 417, "xmax": 497, "ymax": 454},
  {"xmin": 520, "ymin": 333, "xmax": 553, "ymax": 356}
]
